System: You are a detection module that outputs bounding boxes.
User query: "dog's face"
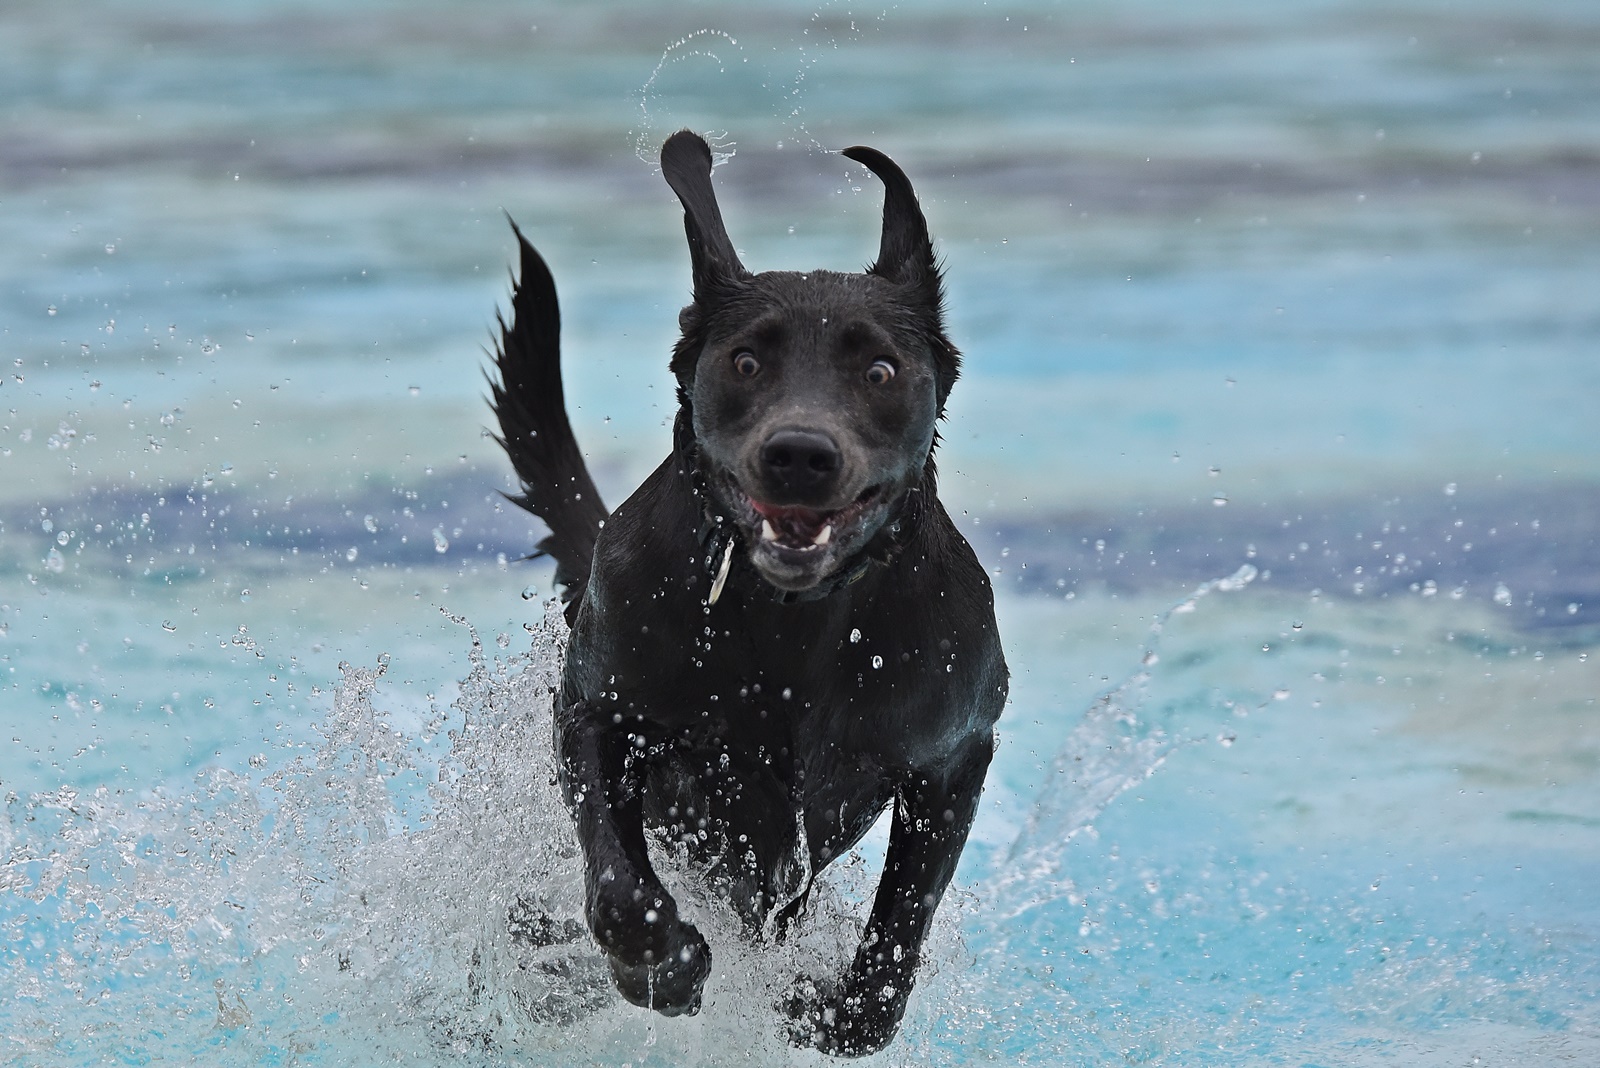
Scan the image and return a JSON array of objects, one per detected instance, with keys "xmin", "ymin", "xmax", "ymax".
[
  {"xmin": 688, "ymin": 272, "xmax": 940, "ymax": 590},
  {"xmin": 661, "ymin": 133, "xmax": 960, "ymax": 592}
]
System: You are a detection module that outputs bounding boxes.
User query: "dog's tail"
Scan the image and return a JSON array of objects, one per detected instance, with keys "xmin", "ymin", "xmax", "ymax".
[{"xmin": 488, "ymin": 220, "xmax": 607, "ymax": 599}]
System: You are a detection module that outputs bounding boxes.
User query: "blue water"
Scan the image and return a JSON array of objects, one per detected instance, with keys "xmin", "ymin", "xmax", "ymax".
[{"xmin": 3, "ymin": 1, "xmax": 1598, "ymax": 1064}]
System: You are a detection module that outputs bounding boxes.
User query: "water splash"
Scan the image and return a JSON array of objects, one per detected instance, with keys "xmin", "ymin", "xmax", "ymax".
[
  {"xmin": 7, "ymin": 563, "xmax": 1595, "ymax": 1065},
  {"xmin": 3, "ymin": 603, "xmax": 592, "ymax": 1062},
  {"xmin": 632, "ymin": 29, "xmax": 744, "ymax": 166},
  {"xmin": 0, "ymin": 563, "xmax": 1264, "ymax": 1065},
  {"xmin": 986, "ymin": 564, "xmax": 1258, "ymax": 923},
  {"xmin": 0, "ymin": 600, "xmax": 957, "ymax": 1064},
  {"xmin": 631, "ymin": 4, "xmax": 883, "ymax": 166}
]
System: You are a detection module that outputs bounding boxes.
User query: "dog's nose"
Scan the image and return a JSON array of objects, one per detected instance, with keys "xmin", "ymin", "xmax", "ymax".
[{"xmin": 759, "ymin": 429, "xmax": 841, "ymax": 496}]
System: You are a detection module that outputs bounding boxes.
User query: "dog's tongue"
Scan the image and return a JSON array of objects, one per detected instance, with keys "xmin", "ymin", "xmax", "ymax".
[{"xmin": 750, "ymin": 500, "xmax": 834, "ymax": 545}]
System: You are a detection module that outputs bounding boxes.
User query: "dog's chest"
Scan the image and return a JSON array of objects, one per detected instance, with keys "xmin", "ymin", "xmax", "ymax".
[{"xmin": 682, "ymin": 594, "xmax": 966, "ymax": 772}]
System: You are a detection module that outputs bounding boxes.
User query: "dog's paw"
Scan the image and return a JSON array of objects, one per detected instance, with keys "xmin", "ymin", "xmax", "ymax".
[
  {"xmin": 781, "ymin": 974, "xmax": 903, "ymax": 1057},
  {"xmin": 604, "ymin": 923, "xmax": 712, "ymax": 1017},
  {"xmin": 585, "ymin": 873, "xmax": 714, "ymax": 1015}
]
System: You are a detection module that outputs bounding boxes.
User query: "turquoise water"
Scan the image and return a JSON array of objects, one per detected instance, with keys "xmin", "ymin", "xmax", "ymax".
[{"xmin": 3, "ymin": 1, "xmax": 1597, "ymax": 1063}]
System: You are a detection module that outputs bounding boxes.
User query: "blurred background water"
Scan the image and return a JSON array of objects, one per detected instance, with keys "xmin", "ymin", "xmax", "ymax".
[{"xmin": 2, "ymin": 1, "xmax": 1597, "ymax": 1064}]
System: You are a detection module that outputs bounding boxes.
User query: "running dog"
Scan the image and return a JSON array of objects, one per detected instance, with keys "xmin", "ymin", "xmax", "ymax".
[{"xmin": 490, "ymin": 130, "xmax": 1006, "ymax": 1055}]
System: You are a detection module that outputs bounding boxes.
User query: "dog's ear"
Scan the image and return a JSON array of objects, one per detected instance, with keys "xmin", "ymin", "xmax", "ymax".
[
  {"xmin": 844, "ymin": 145, "xmax": 959, "ymax": 411},
  {"xmin": 661, "ymin": 131, "xmax": 747, "ymax": 301},
  {"xmin": 841, "ymin": 145, "xmax": 939, "ymax": 295}
]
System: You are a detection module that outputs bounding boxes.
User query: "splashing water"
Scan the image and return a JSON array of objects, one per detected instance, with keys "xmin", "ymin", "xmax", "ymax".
[
  {"xmin": 987, "ymin": 564, "xmax": 1259, "ymax": 925},
  {"xmin": 6, "ymin": 566, "xmax": 1596, "ymax": 1066},
  {"xmin": 631, "ymin": 3, "xmax": 885, "ymax": 167},
  {"xmin": 633, "ymin": 29, "xmax": 745, "ymax": 167},
  {"xmin": 0, "ymin": 599, "xmax": 953, "ymax": 1065},
  {"xmin": 4, "ymin": 602, "xmax": 589, "ymax": 1064}
]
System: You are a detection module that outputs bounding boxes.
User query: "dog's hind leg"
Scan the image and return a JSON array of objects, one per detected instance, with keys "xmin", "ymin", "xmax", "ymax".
[{"xmin": 786, "ymin": 734, "xmax": 993, "ymax": 1056}]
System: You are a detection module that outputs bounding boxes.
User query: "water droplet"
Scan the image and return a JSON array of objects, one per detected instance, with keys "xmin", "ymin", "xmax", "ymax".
[
  {"xmin": 45, "ymin": 548, "xmax": 65, "ymax": 573},
  {"xmin": 849, "ymin": 628, "xmax": 861, "ymax": 643},
  {"xmin": 363, "ymin": 514, "xmax": 378, "ymax": 533},
  {"xmin": 56, "ymin": 531, "xmax": 70, "ymax": 546},
  {"xmin": 345, "ymin": 547, "xmax": 359, "ymax": 562},
  {"xmin": 1443, "ymin": 482, "xmax": 1458, "ymax": 496},
  {"xmin": 161, "ymin": 620, "xmax": 177, "ymax": 633},
  {"xmin": 1493, "ymin": 583, "xmax": 1512, "ymax": 606},
  {"xmin": 409, "ymin": 386, "xmax": 421, "ymax": 396},
  {"xmin": 496, "ymin": 632, "xmax": 511, "ymax": 649},
  {"xmin": 432, "ymin": 529, "xmax": 449, "ymax": 554},
  {"xmin": 871, "ymin": 655, "xmax": 883, "ymax": 669},
  {"xmin": 521, "ymin": 585, "xmax": 540, "ymax": 601},
  {"xmin": 46, "ymin": 305, "xmax": 57, "ymax": 316},
  {"xmin": 1212, "ymin": 496, "xmax": 1228, "ymax": 507}
]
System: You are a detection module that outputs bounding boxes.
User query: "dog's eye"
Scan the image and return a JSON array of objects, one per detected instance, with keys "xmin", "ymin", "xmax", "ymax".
[
  {"xmin": 866, "ymin": 358, "xmax": 897, "ymax": 385},
  {"xmin": 732, "ymin": 350, "xmax": 761, "ymax": 377}
]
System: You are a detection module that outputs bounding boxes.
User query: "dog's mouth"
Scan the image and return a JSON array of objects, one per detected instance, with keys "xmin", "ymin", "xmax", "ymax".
[
  {"xmin": 718, "ymin": 478, "xmax": 889, "ymax": 590},
  {"xmin": 748, "ymin": 485, "xmax": 879, "ymax": 553}
]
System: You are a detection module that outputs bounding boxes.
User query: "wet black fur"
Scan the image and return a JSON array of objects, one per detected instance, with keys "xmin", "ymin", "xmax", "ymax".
[{"xmin": 490, "ymin": 131, "xmax": 1006, "ymax": 1056}]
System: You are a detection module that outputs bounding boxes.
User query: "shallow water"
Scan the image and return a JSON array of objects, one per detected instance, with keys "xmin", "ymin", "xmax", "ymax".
[{"xmin": 3, "ymin": 0, "xmax": 1598, "ymax": 1063}]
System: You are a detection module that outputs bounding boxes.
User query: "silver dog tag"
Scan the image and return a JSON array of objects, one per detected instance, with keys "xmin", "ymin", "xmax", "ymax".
[{"xmin": 707, "ymin": 537, "xmax": 734, "ymax": 606}]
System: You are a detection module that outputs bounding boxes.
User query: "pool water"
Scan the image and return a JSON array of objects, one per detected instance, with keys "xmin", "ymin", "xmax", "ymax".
[{"xmin": 3, "ymin": 1, "xmax": 1597, "ymax": 1064}]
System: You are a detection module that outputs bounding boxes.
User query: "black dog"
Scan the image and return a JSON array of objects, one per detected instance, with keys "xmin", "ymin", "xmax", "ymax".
[{"xmin": 490, "ymin": 131, "xmax": 1006, "ymax": 1056}]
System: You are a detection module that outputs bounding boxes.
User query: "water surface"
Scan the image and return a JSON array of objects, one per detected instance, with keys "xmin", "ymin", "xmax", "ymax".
[{"xmin": 3, "ymin": 1, "xmax": 1597, "ymax": 1064}]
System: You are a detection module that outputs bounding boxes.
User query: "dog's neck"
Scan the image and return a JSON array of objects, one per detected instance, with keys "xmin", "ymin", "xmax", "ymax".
[{"xmin": 672, "ymin": 408, "xmax": 921, "ymax": 606}]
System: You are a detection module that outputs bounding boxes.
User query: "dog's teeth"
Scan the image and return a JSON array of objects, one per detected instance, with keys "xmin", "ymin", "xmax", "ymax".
[
  {"xmin": 812, "ymin": 524, "xmax": 832, "ymax": 547},
  {"xmin": 761, "ymin": 519, "xmax": 779, "ymax": 543}
]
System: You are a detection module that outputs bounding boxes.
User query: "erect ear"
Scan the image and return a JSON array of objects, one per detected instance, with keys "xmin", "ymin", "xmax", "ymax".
[
  {"xmin": 844, "ymin": 144, "xmax": 959, "ymax": 413},
  {"xmin": 661, "ymin": 131, "xmax": 748, "ymax": 301},
  {"xmin": 841, "ymin": 145, "xmax": 939, "ymax": 293}
]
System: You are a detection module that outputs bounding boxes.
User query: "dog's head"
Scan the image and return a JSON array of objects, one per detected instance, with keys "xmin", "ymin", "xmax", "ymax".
[{"xmin": 661, "ymin": 131, "xmax": 960, "ymax": 594}]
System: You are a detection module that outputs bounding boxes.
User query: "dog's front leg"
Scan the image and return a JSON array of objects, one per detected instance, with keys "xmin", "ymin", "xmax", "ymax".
[
  {"xmin": 555, "ymin": 699, "xmax": 712, "ymax": 1015},
  {"xmin": 788, "ymin": 737, "xmax": 992, "ymax": 1056}
]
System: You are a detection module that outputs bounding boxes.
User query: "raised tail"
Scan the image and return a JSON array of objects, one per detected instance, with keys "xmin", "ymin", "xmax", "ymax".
[{"xmin": 488, "ymin": 220, "xmax": 608, "ymax": 600}]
